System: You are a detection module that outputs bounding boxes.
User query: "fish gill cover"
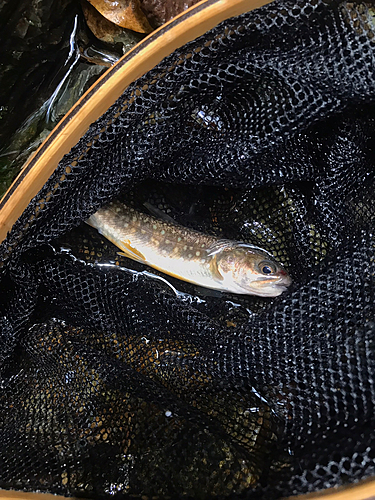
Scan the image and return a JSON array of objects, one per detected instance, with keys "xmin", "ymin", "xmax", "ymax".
[{"xmin": 0, "ymin": 0, "xmax": 375, "ymax": 498}]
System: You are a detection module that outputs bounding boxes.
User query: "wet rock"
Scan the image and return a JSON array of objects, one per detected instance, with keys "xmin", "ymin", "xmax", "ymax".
[
  {"xmin": 140, "ymin": 0, "xmax": 202, "ymax": 28},
  {"xmin": 82, "ymin": 0, "xmax": 144, "ymax": 50},
  {"xmin": 86, "ymin": 0, "xmax": 153, "ymax": 33}
]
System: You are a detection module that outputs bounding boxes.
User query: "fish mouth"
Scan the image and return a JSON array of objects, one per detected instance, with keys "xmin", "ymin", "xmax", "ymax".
[
  {"xmin": 272, "ymin": 274, "xmax": 292, "ymax": 287},
  {"xmin": 257, "ymin": 276, "xmax": 292, "ymax": 287},
  {"xmin": 272, "ymin": 283, "xmax": 290, "ymax": 294},
  {"xmin": 252, "ymin": 284, "xmax": 288, "ymax": 297},
  {"xmin": 246, "ymin": 275, "xmax": 292, "ymax": 297}
]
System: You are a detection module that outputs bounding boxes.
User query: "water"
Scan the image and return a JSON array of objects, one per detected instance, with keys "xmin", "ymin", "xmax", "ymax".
[{"xmin": 0, "ymin": 0, "xmax": 143, "ymax": 198}]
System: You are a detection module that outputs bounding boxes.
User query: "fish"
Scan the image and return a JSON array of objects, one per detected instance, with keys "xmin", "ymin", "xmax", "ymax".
[{"xmin": 86, "ymin": 201, "xmax": 292, "ymax": 297}]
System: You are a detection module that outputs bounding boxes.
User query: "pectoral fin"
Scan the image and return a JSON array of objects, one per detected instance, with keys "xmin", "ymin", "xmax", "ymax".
[
  {"xmin": 209, "ymin": 255, "xmax": 223, "ymax": 282},
  {"xmin": 117, "ymin": 240, "xmax": 146, "ymax": 263}
]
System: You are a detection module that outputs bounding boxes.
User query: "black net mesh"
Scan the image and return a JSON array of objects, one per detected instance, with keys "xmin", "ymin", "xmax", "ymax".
[{"xmin": 1, "ymin": 0, "xmax": 375, "ymax": 497}]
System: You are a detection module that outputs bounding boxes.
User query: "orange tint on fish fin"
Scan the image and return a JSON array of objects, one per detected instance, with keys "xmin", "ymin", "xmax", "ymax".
[
  {"xmin": 209, "ymin": 255, "xmax": 223, "ymax": 282},
  {"xmin": 118, "ymin": 240, "xmax": 146, "ymax": 262}
]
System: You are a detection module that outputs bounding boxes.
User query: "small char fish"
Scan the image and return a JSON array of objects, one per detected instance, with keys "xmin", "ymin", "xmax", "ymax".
[{"xmin": 86, "ymin": 201, "xmax": 292, "ymax": 297}]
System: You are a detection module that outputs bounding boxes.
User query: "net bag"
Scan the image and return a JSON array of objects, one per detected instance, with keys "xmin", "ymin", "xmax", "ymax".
[{"xmin": 1, "ymin": 0, "xmax": 375, "ymax": 497}]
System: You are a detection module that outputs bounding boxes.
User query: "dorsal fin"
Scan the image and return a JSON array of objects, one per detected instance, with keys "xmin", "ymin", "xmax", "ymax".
[{"xmin": 143, "ymin": 202, "xmax": 177, "ymax": 224}]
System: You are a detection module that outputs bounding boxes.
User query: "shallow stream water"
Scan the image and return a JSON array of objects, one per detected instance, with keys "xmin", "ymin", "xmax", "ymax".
[{"xmin": 0, "ymin": 0, "xmax": 144, "ymax": 197}]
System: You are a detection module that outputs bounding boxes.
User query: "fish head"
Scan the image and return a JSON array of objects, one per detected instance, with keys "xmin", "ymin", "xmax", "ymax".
[{"xmin": 214, "ymin": 244, "xmax": 292, "ymax": 297}]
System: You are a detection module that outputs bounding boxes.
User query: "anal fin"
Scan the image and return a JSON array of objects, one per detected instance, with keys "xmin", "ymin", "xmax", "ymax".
[{"xmin": 117, "ymin": 240, "xmax": 146, "ymax": 263}]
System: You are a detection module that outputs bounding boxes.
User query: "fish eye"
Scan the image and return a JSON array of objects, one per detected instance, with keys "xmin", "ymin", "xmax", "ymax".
[{"xmin": 259, "ymin": 261, "xmax": 276, "ymax": 275}]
